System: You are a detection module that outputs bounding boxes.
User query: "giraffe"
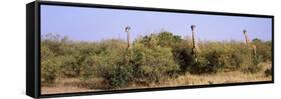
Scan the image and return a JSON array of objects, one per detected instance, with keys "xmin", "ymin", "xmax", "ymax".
[
  {"xmin": 124, "ymin": 26, "xmax": 132, "ymax": 65},
  {"xmin": 125, "ymin": 26, "xmax": 131, "ymax": 50},
  {"xmin": 242, "ymin": 29, "xmax": 257, "ymax": 57},
  {"xmin": 191, "ymin": 25, "xmax": 198, "ymax": 62}
]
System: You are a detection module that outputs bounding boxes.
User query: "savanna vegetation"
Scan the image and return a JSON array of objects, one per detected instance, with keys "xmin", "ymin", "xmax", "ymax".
[{"xmin": 41, "ymin": 32, "xmax": 272, "ymax": 94}]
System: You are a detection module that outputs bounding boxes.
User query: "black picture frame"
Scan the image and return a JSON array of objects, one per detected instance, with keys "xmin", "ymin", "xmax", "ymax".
[{"xmin": 26, "ymin": 0, "xmax": 274, "ymax": 98}]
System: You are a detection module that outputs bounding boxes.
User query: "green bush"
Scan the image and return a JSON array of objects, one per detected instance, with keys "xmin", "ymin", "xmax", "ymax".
[
  {"xmin": 41, "ymin": 42, "xmax": 59, "ymax": 84},
  {"xmin": 241, "ymin": 56, "xmax": 262, "ymax": 74},
  {"xmin": 60, "ymin": 55, "xmax": 81, "ymax": 77},
  {"xmin": 132, "ymin": 41, "xmax": 180, "ymax": 83},
  {"xmin": 41, "ymin": 57, "xmax": 61, "ymax": 84},
  {"xmin": 103, "ymin": 66, "xmax": 133, "ymax": 88},
  {"xmin": 40, "ymin": 33, "xmax": 272, "ymax": 88},
  {"xmin": 157, "ymin": 31, "xmax": 182, "ymax": 47},
  {"xmin": 78, "ymin": 56, "xmax": 97, "ymax": 80},
  {"xmin": 189, "ymin": 57, "xmax": 210, "ymax": 74},
  {"xmin": 252, "ymin": 39, "xmax": 272, "ymax": 62},
  {"xmin": 172, "ymin": 41, "xmax": 194, "ymax": 72}
]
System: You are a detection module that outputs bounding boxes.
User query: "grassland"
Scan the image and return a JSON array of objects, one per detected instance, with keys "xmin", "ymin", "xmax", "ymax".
[{"xmin": 41, "ymin": 32, "xmax": 272, "ymax": 94}]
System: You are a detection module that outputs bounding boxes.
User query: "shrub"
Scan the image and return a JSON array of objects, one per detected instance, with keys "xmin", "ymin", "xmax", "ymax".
[
  {"xmin": 252, "ymin": 40, "xmax": 272, "ymax": 62},
  {"xmin": 41, "ymin": 43, "xmax": 60, "ymax": 84},
  {"xmin": 228, "ymin": 48, "xmax": 245, "ymax": 70},
  {"xmin": 241, "ymin": 57, "xmax": 262, "ymax": 74},
  {"xmin": 172, "ymin": 41, "xmax": 194, "ymax": 72},
  {"xmin": 131, "ymin": 41, "xmax": 180, "ymax": 83},
  {"xmin": 103, "ymin": 66, "xmax": 133, "ymax": 88},
  {"xmin": 189, "ymin": 42, "xmax": 233, "ymax": 74},
  {"xmin": 60, "ymin": 55, "xmax": 81, "ymax": 77},
  {"xmin": 204, "ymin": 51, "xmax": 225, "ymax": 73},
  {"xmin": 40, "ymin": 33, "xmax": 272, "ymax": 89},
  {"xmin": 157, "ymin": 31, "xmax": 182, "ymax": 47},
  {"xmin": 78, "ymin": 55, "xmax": 96, "ymax": 80},
  {"xmin": 41, "ymin": 57, "xmax": 61, "ymax": 84},
  {"xmin": 264, "ymin": 68, "xmax": 272, "ymax": 77},
  {"xmin": 189, "ymin": 57, "xmax": 211, "ymax": 74}
]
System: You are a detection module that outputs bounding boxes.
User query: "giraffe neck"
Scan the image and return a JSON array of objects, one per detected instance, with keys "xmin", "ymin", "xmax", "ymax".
[
  {"xmin": 192, "ymin": 30, "xmax": 196, "ymax": 48},
  {"xmin": 127, "ymin": 31, "xmax": 130, "ymax": 49},
  {"xmin": 244, "ymin": 33, "xmax": 250, "ymax": 46},
  {"xmin": 243, "ymin": 32, "xmax": 257, "ymax": 57}
]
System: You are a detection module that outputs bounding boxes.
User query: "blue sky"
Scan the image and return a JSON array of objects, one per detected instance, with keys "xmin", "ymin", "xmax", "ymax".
[{"xmin": 41, "ymin": 5, "xmax": 272, "ymax": 42}]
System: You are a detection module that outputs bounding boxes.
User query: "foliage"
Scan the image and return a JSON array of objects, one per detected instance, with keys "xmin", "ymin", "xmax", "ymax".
[
  {"xmin": 41, "ymin": 32, "xmax": 272, "ymax": 88},
  {"xmin": 252, "ymin": 38, "xmax": 272, "ymax": 62},
  {"xmin": 132, "ymin": 37, "xmax": 180, "ymax": 83},
  {"xmin": 103, "ymin": 66, "xmax": 133, "ymax": 88},
  {"xmin": 172, "ymin": 41, "xmax": 194, "ymax": 72}
]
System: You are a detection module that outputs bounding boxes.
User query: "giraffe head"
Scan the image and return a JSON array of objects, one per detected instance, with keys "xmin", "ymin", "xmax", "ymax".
[
  {"xmin": 243, "ymin": 29, "xmax": 247, "ymax": 34},
  {"xmin": 125, "ymin": 26, "xmax": 131, "ymax": 33},
  {"xmin": 191, "ymin": 25, "xmax": 196, "ymax": 31}
]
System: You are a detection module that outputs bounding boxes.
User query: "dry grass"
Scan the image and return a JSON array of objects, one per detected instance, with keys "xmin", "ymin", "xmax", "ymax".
[
  {"xmin": 41, "ymin": 63, "xmax": 272, "ymax": 95},
  {"xmin": 160, "ymin": 71, "xmax": 271, "ymax": 87},
  {"xmin": 157, "ymin": 62, "xmax": 272, "ymax": 87},
  {"xmin": 41, "ymin": 78, "xmax": 100, "ymax": 94}
]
